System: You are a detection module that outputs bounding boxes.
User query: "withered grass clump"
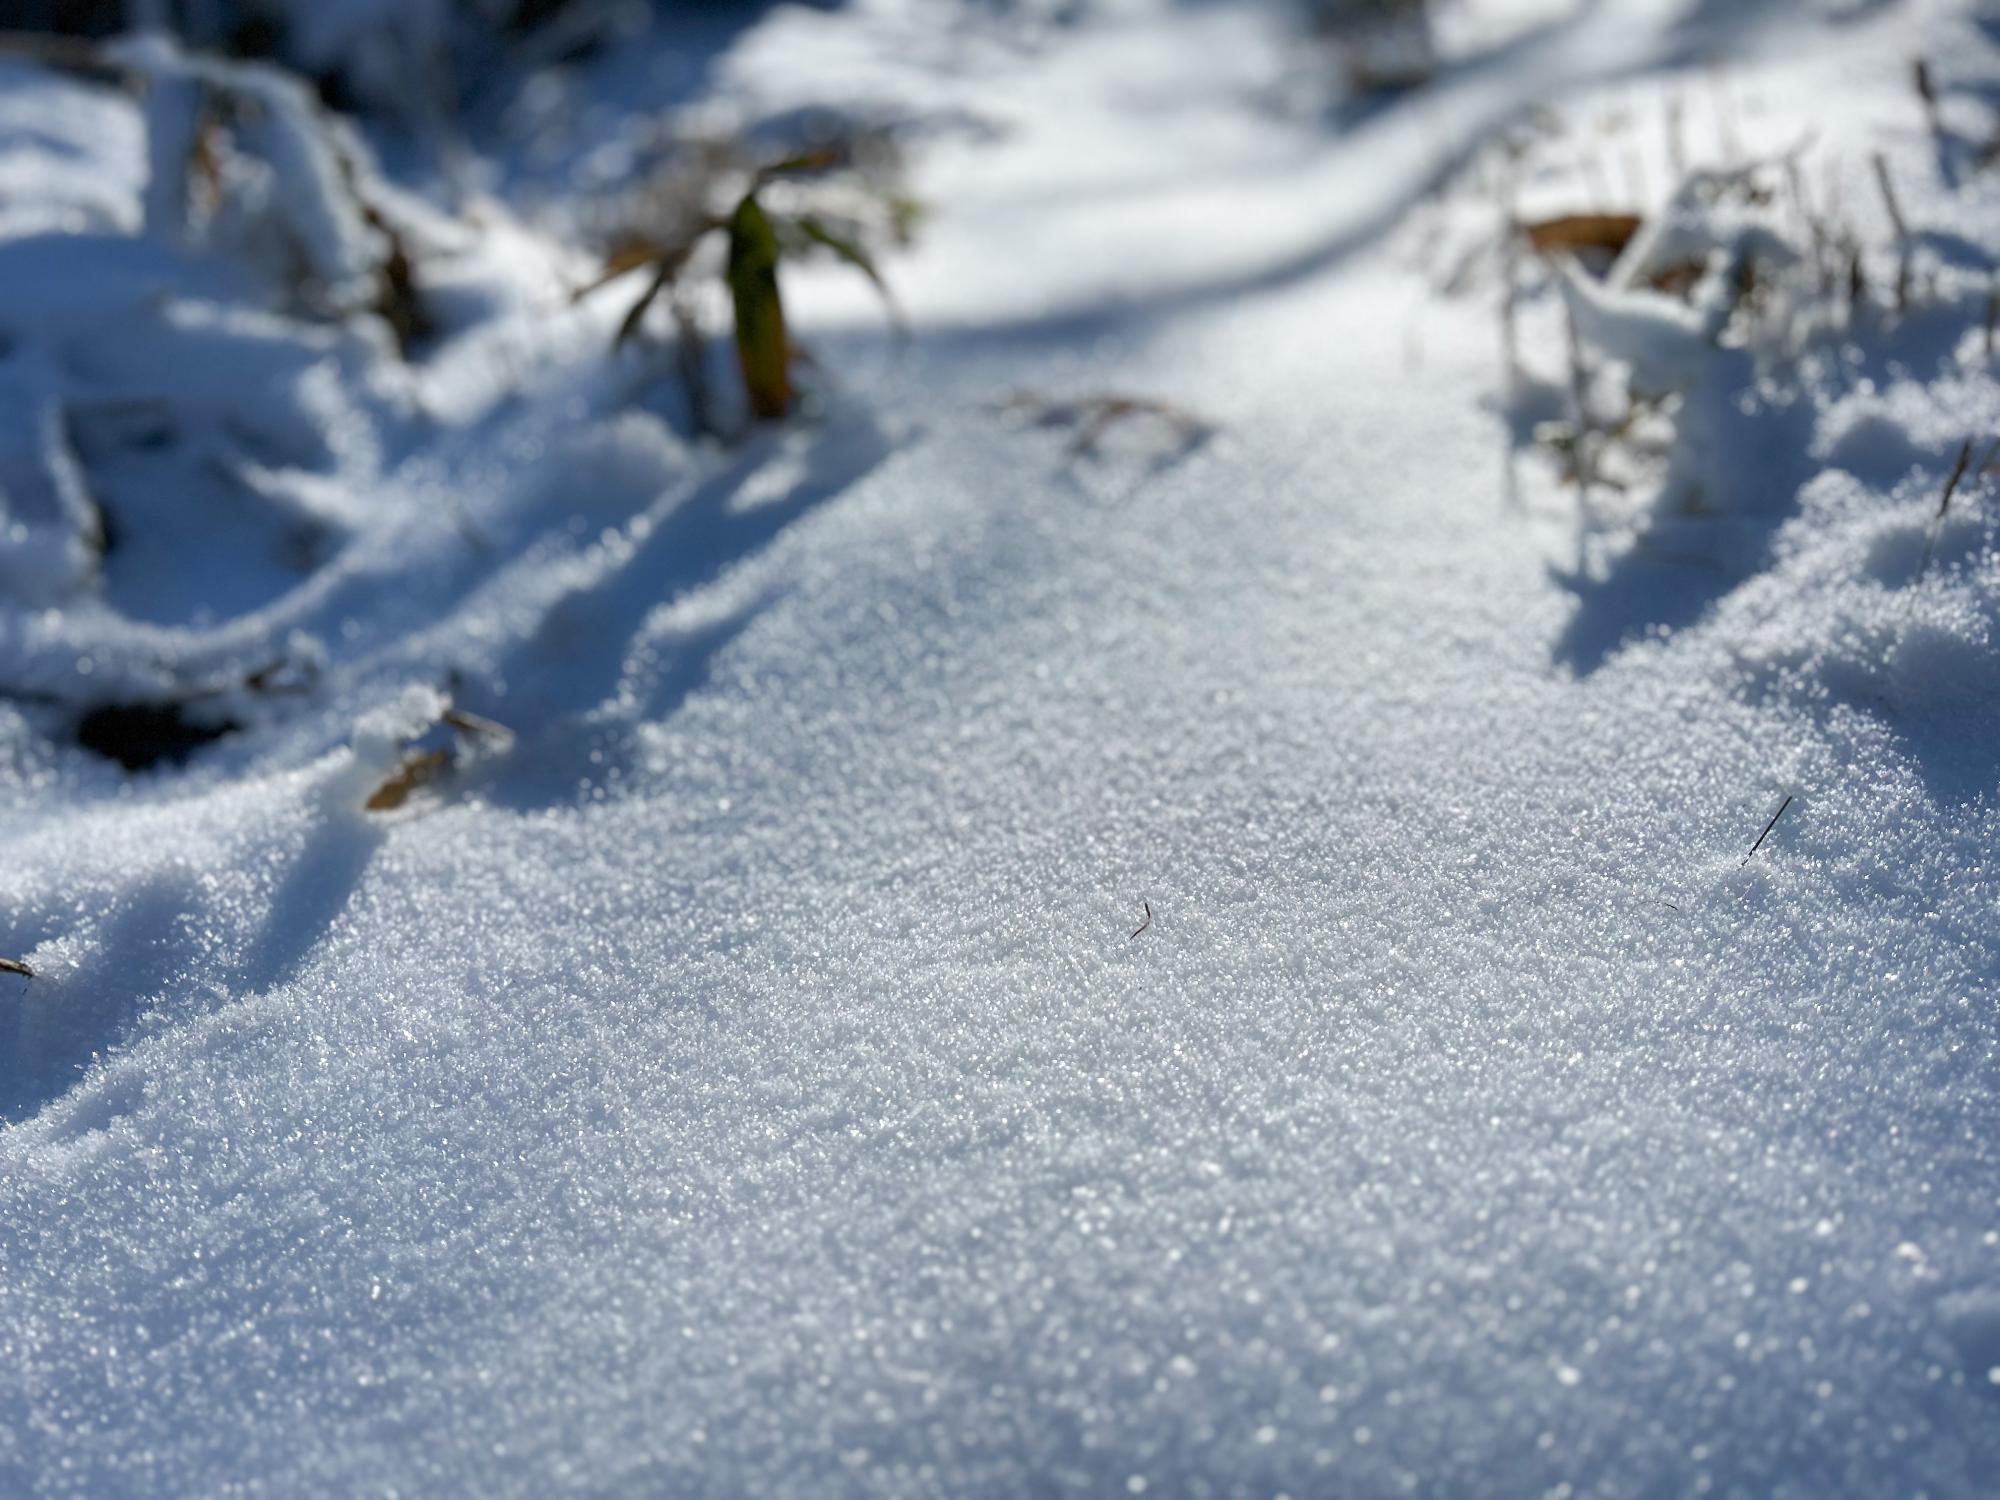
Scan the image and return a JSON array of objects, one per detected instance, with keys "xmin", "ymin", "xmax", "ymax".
[{"xmin": 577, "ymin": 134, "xmax": 910, "ymax": 425}]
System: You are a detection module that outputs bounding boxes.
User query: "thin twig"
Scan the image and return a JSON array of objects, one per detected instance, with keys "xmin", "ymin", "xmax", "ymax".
[
  {"xmin": 1917, "ymin": 436, "xmax": 1986, "ymax": 580},
  {"xmin": 1129, "ymin": 900, "xmax": 1152, "ymax": 940},
  {"xmin": 1783, "ymin": 156, "xmax": 1826, "ymax": 294},
  {"xmin": 1871, "ymin": 153, "xmax": 1911, "ymax": 311},
  {"xmin": 0, "ymin": 956, "xmax": 32, "ymax": 979},
  {"xmin": 1915, "ymin": 60, "xmax": 1949, "ymax": 181},
  {"xmin": 1741, "ymin": 795, "xmax": 1794, "ymax": 867},
  {"xmin": 1560, "ymin": 291, "xmax": 1598, "ymax": 503},
  {"xmin": 1499, "ymin": 160, "xmax": 1523, "ymax": 396}
]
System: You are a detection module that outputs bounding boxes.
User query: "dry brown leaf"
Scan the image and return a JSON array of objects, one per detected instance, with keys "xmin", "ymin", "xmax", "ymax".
[
  {"xmin": 364, "ymin": 747, "xmax": 452, "ymax": 812},
  {"xmin": 1523, "ymin": 213, "xmax": 1643, "ymax": 258}
]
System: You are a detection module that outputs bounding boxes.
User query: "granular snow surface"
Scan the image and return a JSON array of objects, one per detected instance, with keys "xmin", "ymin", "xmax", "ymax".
[{"xmin": 2, "ymin": 2, "xmax": 1999, "ymax": 1496}]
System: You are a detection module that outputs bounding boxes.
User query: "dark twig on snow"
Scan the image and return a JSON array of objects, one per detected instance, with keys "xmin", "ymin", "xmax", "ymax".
[
  {"xmin": 0, "ymin": 956, "xmax": 32, "ymax": 979},
  {"xmin": 1915, "ymin": 60, "xmax": 1950, "ymax": 182},
  {"xmin": 1916, "ymin": 437, "xmax": 1981, "ymax": 581},
  {"xmin": 1560, "ymin": 294, "xmax": 1598, "ymax": 501},
  {"xmin": 1871, "ymin": 153, "xmax": 1912, "ymax": 311},
  {"xmin": 1129, "ymin": 901, "xmax": 1152, "ymax": 940},
  {"xmin": 1741, "ymin": 795, "xmax": 1794, "ymax": 867},
  {"xmin": 1783, "ymin": 156, "xmax": 1831, "ymax": 296}
]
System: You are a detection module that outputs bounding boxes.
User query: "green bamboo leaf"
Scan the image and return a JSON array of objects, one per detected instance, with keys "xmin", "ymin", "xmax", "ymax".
[
  {"xmin": 793, "ymin": 213, "xmax": 905, "ymax": 337},
  {"xmin": 727, "ymin": 190, "xmax": 792, "ymax": 420}
]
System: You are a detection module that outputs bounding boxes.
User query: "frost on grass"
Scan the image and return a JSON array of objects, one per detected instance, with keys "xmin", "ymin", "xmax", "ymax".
[{"xmin": 1464, "ymin": 75, "xmax": 2000, "ymax": 754}]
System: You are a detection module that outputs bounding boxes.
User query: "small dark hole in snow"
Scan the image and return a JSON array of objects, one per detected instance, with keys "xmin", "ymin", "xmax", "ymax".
[{"xmin": 74, "ymin": 702, "xmax": 238, "ymax": 771}]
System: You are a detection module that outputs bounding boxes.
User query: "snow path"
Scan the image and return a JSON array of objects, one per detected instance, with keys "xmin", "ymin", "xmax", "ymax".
[{"xmin": 3, "ymin": 3, "xmax": 1999, "ymax": 1496}]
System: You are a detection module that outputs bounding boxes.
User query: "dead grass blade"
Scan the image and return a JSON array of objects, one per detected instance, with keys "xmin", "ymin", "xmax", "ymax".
[
  {"xmin": 1917, "ymin": 436, "xmax": 1985, "ymax": 581},
  {"xmin": 793, "ymin": 214, "xmax": 905, "ymax": 334},
  {"xmin": 365, "ymin": 748, "xmax": 452, "ymax": 812},
  {"xmin": 615, "ymin": 264, "xmax": 675, "ymax": 349}
]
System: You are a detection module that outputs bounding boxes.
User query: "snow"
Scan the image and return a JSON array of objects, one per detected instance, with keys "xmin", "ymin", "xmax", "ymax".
[{"xmin": 2, "ymin": 1, "xmax": 1999, "ymax": 1495}]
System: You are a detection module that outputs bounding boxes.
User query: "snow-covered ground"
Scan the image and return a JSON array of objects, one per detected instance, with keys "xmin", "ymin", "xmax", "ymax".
[{"xmin": 3, "ymin": 1, "xmax": 1999, "ymax": 1494}]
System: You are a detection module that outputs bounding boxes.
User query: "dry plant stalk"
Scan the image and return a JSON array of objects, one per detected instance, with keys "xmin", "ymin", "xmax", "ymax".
[
  {"xmin": 0, "ymin": 956, "xmax": 32, "ymax": 979},
  {"xmin": 1916, "ymin": 436, "xmax": 1992, "ymax": 581},
  {"xmin": 1915, "ymin": 60, "xmax": 1946, "ymax": 165},
  {"xmin": 1871, "ymin": 153, "xmax": 1912, "ymax": 311},
  {"xmin": 580, "ymin": 146, "xmax": 902, "ymax": 425}
]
